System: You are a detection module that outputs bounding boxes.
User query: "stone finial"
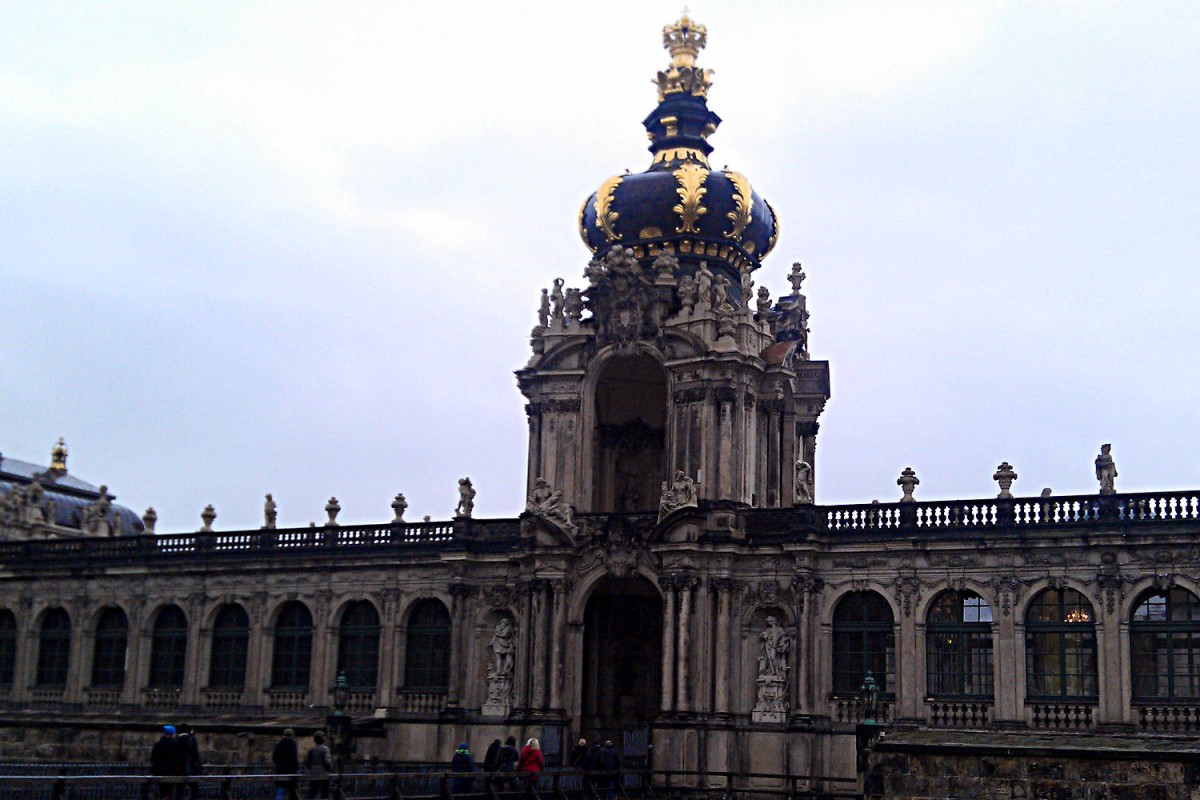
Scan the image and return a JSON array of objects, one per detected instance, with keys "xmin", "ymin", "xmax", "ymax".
[
  {"xmin": 564, "ymin": 288, "xmax": 583, "ymax": 325},
  {"xmin": 263, "ymin": 494, "xmax": 277, "ymax": 529},
  {"xmin": 1040, "ymin": 487, "xmax": 1052, "ymax": 498},
  {"xmin": 455, "ymin": 478, "xmax": 476, "ymax": 518},
  {"xmin": 756, "ymin": 285, "xmax": 772, "ymax": 318},
  {"xmin": 993, "ymin": 462, "xmax": 1018, "ymax": 499},
  {"xmin": 142, "ymin": 507, "xmax": 157, "ymax": 533},
  {"xmin": 423, "ymin": 515, "xmax": 432, "ymax": 522},
  {"xmin": 325, "ymin": 496, "xmax": 341, "ymax": 526},
  {"xmin": 199, "ymin": 504, "xmax": 216, "ymax": 532},
  {"xmin": 653, "ymin": 250, "xmax": 678, "ymax": 281},
  {"xmin": 788, "ymin": 262, "xmax": 806, "ymax": 294},
  {"xmin": 897, "ymin": 467, "xmax": 919, "ymax": 503},
  {"xmin": 1095, "ymin": 443, "xmax": 1118, "ymax": 495},
  {"xmin": 49, "ymin": 437, "xmax": 68, "ymax": 475},
  {"xmin": 392, "ymin": 493, "xmax": 408, "ymax": 522}
]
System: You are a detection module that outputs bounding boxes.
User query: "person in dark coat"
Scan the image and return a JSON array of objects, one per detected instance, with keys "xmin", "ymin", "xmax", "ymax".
[
  {"xmin": 273, "ymin": 728, "xmax": 301, "ymax": 800},
  {"xmin": 496, "ymin": 736, "xmax": 519, "ymax": 791},
  {"xmin": 598, "ymin": 741, "xmax": 621, "ymax": 800},
  {"xmin": 569, "ymin": 739, "xmax": 588, "ymax": 769},
  {"xmin": 482, "ymin": 739, "xmax": 502, "ymax": 789},
  {"xmin": 450, "ymin": 742, "xmax": 475, "ymax": 794},
  {"xmin": 582, "ymin": 744, "xmax": 602, "ymax": 795},
  {"xmin": 177, "ymin": 725, "xmax": 202, "ymax": 800},
  {"xmin": 150, "ymin": 725, "xmax": 185, "ymax": 800}
]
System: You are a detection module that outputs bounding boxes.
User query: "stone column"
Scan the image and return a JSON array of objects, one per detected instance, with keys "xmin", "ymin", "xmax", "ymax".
[
  {"xmin": 517, "ymin": 582, "xmax": 534, "ymax": 709},
  {"xmin": 530, "ymin": 580, "xmax": 549, "ymax": 710},
  {"xmin": 310, "ymin": 592, "xmax": 332, "ymax": 708},
  {"xmin": 713, "ymin": 579, "xmax": 732, "ymax": 714},
  {"xmin": 182, "ymin": 596, "xmax": 205, "ymax": 706},
  {"xmin": 676, "ymin": 577, "xmax": 696, "ymax": 712},
  {"xmin": 991, "ymin": 580, "xmax": 1021, "ymax": 724},
  {"xmin": 64, "ymin": 597, "xmax": 87, "ymax": 703},
  {"xmin": 243, "ymin": 593, "xmax": 267, "ymax": 707},
  {"xmin": 377, "ymin": 589, "xmax": 400, "ymax": 708},
  {"xmin": 660, "ymin": 578, "xmax": 677, "ymax": 712},
  {"xmin": 446, "ymin": 583, "xmax": 473, "ymax": 709},
  {"xmin": 716, "ymin": 389, "xmax": 736, "ymax": 500},
  {"xmin": 549, "ymin": 580, "xmax": 568, "ymax": 712}
]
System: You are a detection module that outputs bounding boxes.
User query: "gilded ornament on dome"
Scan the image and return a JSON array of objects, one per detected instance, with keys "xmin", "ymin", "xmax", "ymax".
[
  {"xmin": 594, "ymin": 175, "xmax": 624, "ymax": 243},
  {"xmin": 577, "ymin": 197, "xmax": 595, "ymax": 251},
  {"xmin": 723, "ymin": 170, "xmax": 752, "ymax": 242},
  {"xmin": 672, "ymin": 162, "xmax": 708, "ymax": 235},
  {"xmin": 652, "ymin": 147, "xmax": 710, "ymax": 167}
]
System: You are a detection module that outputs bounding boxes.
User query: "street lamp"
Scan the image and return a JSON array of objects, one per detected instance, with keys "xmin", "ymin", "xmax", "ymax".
[
  {"xmin": 859, "ymin": 672, "xmax": 880, "ymax": 725},
  {"xmin": 327, "ymin": 672, "xmax": 352, "ymax": 771}
]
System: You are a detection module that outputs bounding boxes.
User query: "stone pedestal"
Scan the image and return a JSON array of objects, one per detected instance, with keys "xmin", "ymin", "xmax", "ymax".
[
  {"xmin": 482, "ymin": 675, "xmax": 513, "ymax": 718},
  {"xmin": 752, "ymin": 674, "xmax": 788, "ymax": 723}
]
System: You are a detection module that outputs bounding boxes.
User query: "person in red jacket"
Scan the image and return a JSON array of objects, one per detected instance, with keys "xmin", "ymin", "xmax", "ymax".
[{"xmin": 516, "ymin": 738, "xmax": 543, "ymax": 797}]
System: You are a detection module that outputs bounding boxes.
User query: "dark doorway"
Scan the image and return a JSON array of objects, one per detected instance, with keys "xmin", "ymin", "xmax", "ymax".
[
  {"xmin": 593, "ymin": 355, "xmax": 667, "ymax": 512},
  {"xmin": 581, "ymin": 576, "xmax": 663, "ymax": 746}
]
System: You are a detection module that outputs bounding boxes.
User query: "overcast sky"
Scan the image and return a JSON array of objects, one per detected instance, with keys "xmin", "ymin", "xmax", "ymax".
[{"xmin": 3, "ymin": 2, "xmax": 1198, "ymax": 532}]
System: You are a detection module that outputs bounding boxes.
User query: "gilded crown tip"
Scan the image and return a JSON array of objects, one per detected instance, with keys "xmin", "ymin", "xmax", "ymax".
[{"xmin": 663, "ymin": 12, "xmax": 708, "ymax": 66}]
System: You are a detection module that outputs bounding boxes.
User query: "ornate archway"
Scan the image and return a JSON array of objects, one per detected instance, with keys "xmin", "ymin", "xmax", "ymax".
[{"xmin": 580, "ymin": 575, "xmax": 663, "ymax": 742}]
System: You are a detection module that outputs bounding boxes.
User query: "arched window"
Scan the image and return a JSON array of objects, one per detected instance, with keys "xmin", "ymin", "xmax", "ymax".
[
  {"xmin": 832, "ymin": 592, "xmax": 895, "ymax": 694},
  {"xmin": 1025, "ymin": 588, "xmax": 1098, "ymax": 700},
  {"xmin": 1131, "ymin": 588, "xmax": 1200, "ymax": 701},
  {"xmin": 91, "ymin": 607, "xmax": 128, "ymax": 688},
  {"xmin": 209, "ymin": 604, "xmax": 250, "ymax": 690},
  {"xmin": 271, "ymin": 602, "xmax": 313, "ymax": 690},
  {"xmin": 0, "ymin": 610, "xmax": 17, "ymax": 688},
  {"xmin": 926, "ymin": 591, "xmax": 993, "ymax": 698},
  {"xmin": 338, "ymin": 601, "xmax": 380, "ymax": 690},
  {"xmin": 149, "ymin": 605, "xmax": 188, "ymax": 688},
  {"xmin": 404, "ymin": 600, "xmax": 450, "ymax": 692},
  {"xmin": 37, "ymin": 608, "xmax": 71, "ymax": 687}
]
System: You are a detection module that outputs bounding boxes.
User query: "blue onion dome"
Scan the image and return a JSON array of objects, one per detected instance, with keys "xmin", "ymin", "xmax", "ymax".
[
  {"xmin": 0, "ymin": 439, "xmax": 145, "ymax": 537},
  {"xmin": 579, "ymin": 15, "xmax": 779, "ymax": 281}
]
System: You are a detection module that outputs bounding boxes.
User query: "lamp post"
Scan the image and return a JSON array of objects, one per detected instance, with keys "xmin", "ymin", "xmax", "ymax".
[
  {"xmin": 859, "ymin": 672, "xmax": 880, "ymax": 725},
  {"xmin": 327, "ymin": 672, "xmax": 352, "ymax": 772}
]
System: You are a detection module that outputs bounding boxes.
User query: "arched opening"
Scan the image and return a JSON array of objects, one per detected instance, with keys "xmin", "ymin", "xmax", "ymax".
[
  {"xmin": 581, "ymin": 576, "xmax": 663, "ymax": 744},
  {"xmin": 592, "ymin": 354, "xmax": 667, "ymax": 512}
]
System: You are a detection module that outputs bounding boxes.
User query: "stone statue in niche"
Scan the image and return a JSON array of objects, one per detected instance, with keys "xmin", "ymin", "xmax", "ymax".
[
  {"xmin": 526, "ymin": 476, "xmax": 576, "ymax": 534},
  {"xmin": 456, "ymin": 478, "xmax": 476, "ymax": 517},
  {"xmin": 753, "ymin": 615, "xmax": 792, "ymax": 722},
  {"xmin": 1095, "ymin": 443, "xmax": 1117, "ymax": 495},
  {"xmin": 794, "ymin": 461, "xmax": 813, "ymax": 505},
  {"xmin": 488, "ymin": 617, "xmax": 516, "ymax": 679},
  {"xmin": 659, "ymin": 470, "xmax": 699, "ymax": 519},
  {"xmin": 483, "ymin": 617, "xmax": 517, "ymax": 717},
  {"xmin": 263, "ymin": 494, "xmax": 277, "ymax": 529}
]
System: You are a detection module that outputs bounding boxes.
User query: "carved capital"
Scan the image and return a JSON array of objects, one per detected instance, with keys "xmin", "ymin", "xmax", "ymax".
[{"xmin": 714, "ymin": 386, "xmax": 738, "ymax": 404}]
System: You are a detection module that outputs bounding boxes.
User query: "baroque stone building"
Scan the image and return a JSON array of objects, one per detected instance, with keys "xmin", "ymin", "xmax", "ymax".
[{"xmin": 3, "ymin": 14, "xmax": 1200, "ymax": 785}]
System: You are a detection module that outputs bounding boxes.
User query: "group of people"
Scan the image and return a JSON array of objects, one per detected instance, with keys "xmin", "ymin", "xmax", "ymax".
[
  {"xmin": 149, "ymin": 725, "xmax": 203, "ymax": 800},
  {"xmin": 451, "ymin": 737, "xmax": 621, "ymax": 797},
  {"xmin": 272, "ymin": 728, "xmax": 335, "ymax": 800}
]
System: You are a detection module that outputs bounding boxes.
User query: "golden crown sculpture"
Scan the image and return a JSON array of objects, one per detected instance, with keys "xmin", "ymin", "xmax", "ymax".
[{"xmin": 663, "ymin": 13, "xmax": 707, "ymax": 67}]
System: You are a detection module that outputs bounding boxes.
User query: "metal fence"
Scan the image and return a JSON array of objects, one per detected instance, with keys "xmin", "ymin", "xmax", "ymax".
[{"xmin": 0, "ymin": 769, "xmax": 860, "ymax": 800}]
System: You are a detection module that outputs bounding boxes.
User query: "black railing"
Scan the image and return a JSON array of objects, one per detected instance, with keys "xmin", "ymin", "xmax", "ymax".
[
  {"xmin": 3, "ymin": 489, "xmax": 1197, "ymax": 569},
  {"xmin": 0, "ymin": 769, "xmax": 860, "ymax": 800}
]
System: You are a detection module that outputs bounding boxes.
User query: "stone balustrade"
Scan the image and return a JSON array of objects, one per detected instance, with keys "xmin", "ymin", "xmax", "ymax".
[
  {"xmin": 395, "ymin": 690, "xmax": 446, "ymax": 714},
  {"xmin": 1026, "ymin": 701, "xmax": 1095, "ymax": 729},
  {"xmin": 926, "ymin": 699, "xmax": 993, "ymax": 728},
  {"xmin": 1135, "ymin": 703, "xmax": 1200, "ymax": 732},
  {"xmin": 266, "ymin": 689, "xmax": 309, "ymax": 711}
]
